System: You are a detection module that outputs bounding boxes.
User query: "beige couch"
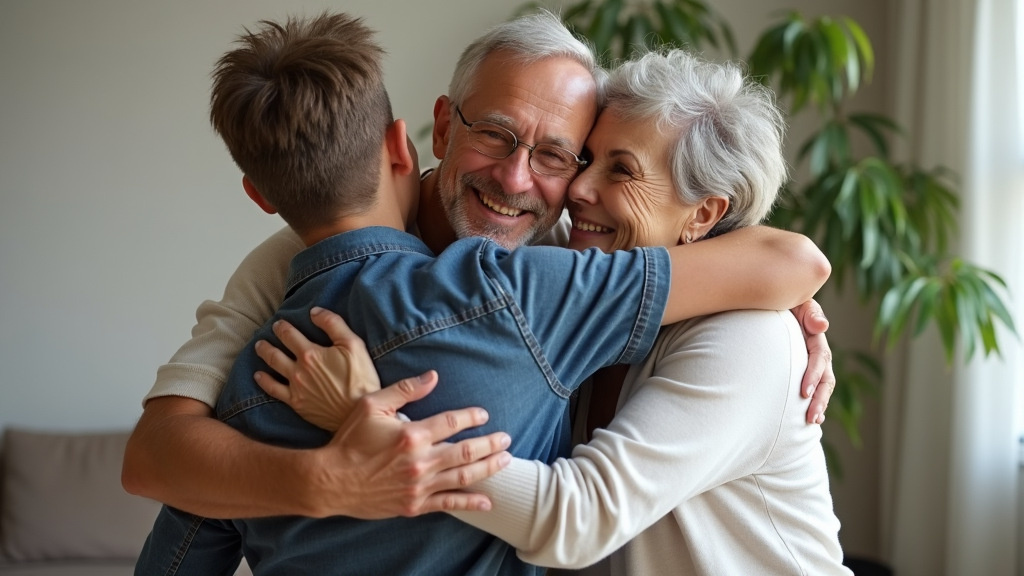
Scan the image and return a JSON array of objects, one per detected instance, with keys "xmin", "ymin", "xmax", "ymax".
[{"xmin": 0, "ymin": 428, "xmax": 250, "ymax": 576}]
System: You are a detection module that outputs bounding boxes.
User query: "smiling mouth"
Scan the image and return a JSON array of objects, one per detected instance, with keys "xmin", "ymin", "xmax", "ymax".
[
  {"xmin": 476, "ymin": 189, "xmax": 525, "ymax": 218},
  {"xmin": 573, "ymin": 217, "xmax": 613, "ymax": 233}
]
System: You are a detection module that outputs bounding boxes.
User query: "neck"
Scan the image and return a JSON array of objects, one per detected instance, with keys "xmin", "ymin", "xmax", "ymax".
[
  {"xmin": 298, "ymin": 208, "xmax": 406, "ymax": 247},
  {"xmin": 416, "ymin": 168, "xmax": 457, "ymax": 254}
]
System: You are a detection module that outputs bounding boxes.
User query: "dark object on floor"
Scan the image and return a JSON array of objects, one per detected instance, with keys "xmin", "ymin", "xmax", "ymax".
[{"xmin": 844, "ymin": 556, "xmax": 894, "ymax": 576}]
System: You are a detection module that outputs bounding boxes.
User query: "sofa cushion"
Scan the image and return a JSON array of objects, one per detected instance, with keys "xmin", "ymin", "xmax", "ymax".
[{"xmin": 0, "ymin": 429, "xmax": 161, "ymax": 562}]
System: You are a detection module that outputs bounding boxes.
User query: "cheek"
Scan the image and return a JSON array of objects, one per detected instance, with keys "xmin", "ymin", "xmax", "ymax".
[
  {"xmin": 610, "ymin": 183, "xmax": 664, "ymax": 249},
  {"xmin": 539, "ymin": 179, "xmax": 571, "ymax": 211},
  {"xmin": 446, "ymin": 140, "xmax": 492, "ymax": 177}
]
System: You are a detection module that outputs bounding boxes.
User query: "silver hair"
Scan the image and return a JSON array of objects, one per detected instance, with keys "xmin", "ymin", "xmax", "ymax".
[
  {"xmin": 448, "ymin": 10, "xmax": 606, "ymax": 106},
  {"xmin": 605, "ymin": 49, "xmax": 788, "ymax": 236}
]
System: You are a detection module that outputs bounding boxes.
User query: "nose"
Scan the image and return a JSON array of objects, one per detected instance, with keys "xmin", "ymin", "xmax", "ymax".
[
  {"xmin": 492, "ymin": 146, "xmax": 535, "ymax": 195},
  {"xmin": 567, "ymin": 166, "xmax": 597, "ymax": 204}
]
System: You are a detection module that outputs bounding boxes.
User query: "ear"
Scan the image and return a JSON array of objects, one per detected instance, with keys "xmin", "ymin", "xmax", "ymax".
[
  {"xmin": 384, "ymin": 119, "xmax": 416, "ymax": 177},
  {"xmin": 681, "ymin": 196, "xmax": 729, "ymax": 243},
  {"xmin": 432, "ymin": 95, "xmax": 453, "ymax": 161},
  {"xmin": 241, "ymin": 176, "xmax": 278, "ymax": 215}
]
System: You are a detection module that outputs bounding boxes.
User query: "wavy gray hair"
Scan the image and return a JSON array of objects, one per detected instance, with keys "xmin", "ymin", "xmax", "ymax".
[
  {"xmin": 605, "ymin": 49, "xmax": 787, "ymax": 237},
  {"xmin": 448, "ymin": 10, "xmax": 606, "ymax": 106}
]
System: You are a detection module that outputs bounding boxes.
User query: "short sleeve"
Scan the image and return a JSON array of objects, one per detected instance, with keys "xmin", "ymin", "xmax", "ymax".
[{"xmin": 485, "ymin": 243, "xmax": 671, "ymax": 389}]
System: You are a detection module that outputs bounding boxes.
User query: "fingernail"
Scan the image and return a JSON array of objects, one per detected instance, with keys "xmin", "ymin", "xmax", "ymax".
[
  {"xmin": 253, "ymin": 372, "xmax": 263, "ymax": 382},
  {"xmin": 477, "ymin": 500, "xmax": 492, "ymax": 511},
  {"xmin": 498, "ymin": 452, "xmax": 512, "ymax": 466},
  {"xmin": 805, "ymin": 385, "xmax": 814, "ymax": 397},
  {"xmin": 311, "ymin": 306, "xmax": 324, "ymax": 315},
  {"xmin": 500, "ymin": 434, "xmax": 511, "ymax": 448},
  {"xmin": 816, "ymin": 412, "xmax": 825, "ymax": 424}
]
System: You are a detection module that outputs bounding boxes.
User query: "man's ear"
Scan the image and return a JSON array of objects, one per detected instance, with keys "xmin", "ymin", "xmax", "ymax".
[
  {"xmin": 431, "ymin": 95, "xmax": 452, "ymax": 161},
  {"xmin": 241, "ymin": 176, "xmax": 278, "ymax": 215},
  {"xmin": 384, "ymin": 119, "xmax": 416, "ymax": 177},
  {"xmin": 681, "ymin": 196, "xmax": 729, "ymax": 243}
]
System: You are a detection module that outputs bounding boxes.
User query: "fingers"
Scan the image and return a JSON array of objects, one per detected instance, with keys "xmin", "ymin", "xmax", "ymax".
[
  {"xmin": 406, "ymin": 438, "xmax": 513, "ymax": 515},
  {"xmin": 417, "ymin": 491, "xmax": 495, "ymax": 513},
  {"xmin": 254, "ymin": 338, "xmax": 297, "ymax": 380},
  {"xmin": 359, "ymin": 371, "xmax": 440, "ymax": 416},
  {"xmin": 801, "ymin": 332, "xmax": 829, "ymax": 398},
  {"xmin": 254, "ymin": 371, "xmax": 292, "ymax": 403},
  {"xmin": 793, "ymin": 299, "xmax": 829, "ymax": 336},
  {"xmin": 807, "ymin": 376, "xmax": 835, "ymax": 425},
  {"xmin": 415, "ymin": 450, "xmax": 513, "ymax": 513},
  {"xmin": 414, "ymin": 404, "xmax": 493, "ymax": 444},
  {"xmin": 270, "ymin": 318, "xmax": 318, "ymax": 358},
  {"xmin": 803, "ymin": 329, "xmax": 835, "ymax": 423},
  {"xmin": 310, "ymin": 306, "xmax": 362, "ymax": 347}
]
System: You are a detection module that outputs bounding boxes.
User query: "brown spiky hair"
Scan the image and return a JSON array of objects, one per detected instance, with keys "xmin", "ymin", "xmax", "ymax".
[{"xmin": 210, "ymin": 12, "xmax": 392, "ymax": 234}]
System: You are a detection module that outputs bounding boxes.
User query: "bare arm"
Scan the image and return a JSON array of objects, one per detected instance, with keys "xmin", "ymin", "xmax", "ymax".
[
  {"xmin": 662, "ymin": 226, "xmax": 831, "ymax": 325},
  {"xmin": 123, "ymin": 377, "xmax": 510, "ymax": 519}
]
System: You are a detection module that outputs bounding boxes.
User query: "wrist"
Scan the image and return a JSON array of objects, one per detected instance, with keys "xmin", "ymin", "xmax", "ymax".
[{"xmin": 295, "ymin": 445, "xmax": 353, "ymax": 518}]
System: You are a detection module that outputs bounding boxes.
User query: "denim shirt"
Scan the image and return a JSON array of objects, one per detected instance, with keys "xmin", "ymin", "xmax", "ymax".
[{"xmin": 146, "ymin": 226, "xmax": 670, "ymax": 576}]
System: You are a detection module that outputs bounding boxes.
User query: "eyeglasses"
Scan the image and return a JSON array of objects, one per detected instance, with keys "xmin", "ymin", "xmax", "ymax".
[{"xmin": 455, "ymin": 106, "xmax": 588, "ymax": 179}]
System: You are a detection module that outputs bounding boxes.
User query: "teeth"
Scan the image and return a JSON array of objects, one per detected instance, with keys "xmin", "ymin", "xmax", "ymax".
[
  {"xmin": 479, "ymin": 192, "xmax": 523, "ymax": 217},
  {"xmin": 574, "ymin": 219, "xmax": 612, "ymax": 233}
]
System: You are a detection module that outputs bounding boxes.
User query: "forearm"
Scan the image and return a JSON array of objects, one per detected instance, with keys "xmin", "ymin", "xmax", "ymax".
[
  {"xmin": 662, "ymin": 226, "xmax": 830, "ymax": 324},
  {"xmin": 453, "ymin": 313, "xmax": 799, "ymax": 567},
  {"xmin": 122, "ymin": 397, "xmax": 324, "ymax": 518}
]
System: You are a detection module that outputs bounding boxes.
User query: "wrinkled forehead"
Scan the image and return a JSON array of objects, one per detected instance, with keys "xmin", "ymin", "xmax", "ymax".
[{"xmin": 461, "ymin": 51, "xmax": 598, "ymax": 151}]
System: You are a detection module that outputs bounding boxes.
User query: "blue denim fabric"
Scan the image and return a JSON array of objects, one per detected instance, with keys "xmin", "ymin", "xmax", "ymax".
[{"xmin": 137, "ymin": 226, "xmax": 670, "ymax": 576}]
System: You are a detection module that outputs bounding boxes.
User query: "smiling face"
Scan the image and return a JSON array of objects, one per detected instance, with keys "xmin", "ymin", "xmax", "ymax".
[
  {"xmin": 567, "ymin": 109, "xmax": 699, "ymax": 253},
  {"xmin": 432, "ymin": 51, "xmax": 598, "ymax": 250}
]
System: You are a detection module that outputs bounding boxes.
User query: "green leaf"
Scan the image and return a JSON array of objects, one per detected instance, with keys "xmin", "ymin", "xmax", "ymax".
[
  {"xmin": 937, "ymin": 287, "xmax": 959, "ymax": 363},
  {"xmin": 826, "ymin": 120, "xmax": 852, "ymax": 166},
  {"xmin": 748, "ymin": 20, "xmax": 789, "ymax": 80},
  {"xmin": 858, "ymin": 179, "xmax": 881, "ymax": 268},
  {"xmin": 849, "ymin": 113, "xmax": 895, "ymax": 157},
  {"xmin": 843, "ymin": 17, "xmax": 874, "ymax": 82},
  {"xmin": 562, "ymin": 0, "xmax": 595, "ymax": 24},
  {"xmin": 621, "ymin": 14, "xmax": 654, "ymax": 56},
  {"xmin": 587, "ymin": 0, "xmax": 624, "ymax": 61},
  {"xmin": 954, "ymin": 282, "xmax": 979, "ymax": 359},
  {"xmin": 809, "ymin": 130, "xmax": 830, "ymax": 177},
  {"xmin": 891, "ymin": 276, "xmax": 930, "ymax": 343},
  {"xmin": 782, "ymin": 16, "xmax": 806, "ymax": 60},
  {"xmin": 877, "ymin": 284, "xmax": 903, "ymax": 330},
  {"xmin": 820, "ymin": 18, "xmax": 849, "ymax": 76},
  {"xmin": 913, "ymin": 281, "xmax": 943, "ymax": 336},
  {"xmin": 843, "ymin": 27, "xmax": 861, "ymax": 95}
]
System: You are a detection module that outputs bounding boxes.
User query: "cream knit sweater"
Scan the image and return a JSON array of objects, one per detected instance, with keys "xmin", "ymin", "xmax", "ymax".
[{"xmin": 454, "ymin": 310, "xmax": 852, "ymax": 575}]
